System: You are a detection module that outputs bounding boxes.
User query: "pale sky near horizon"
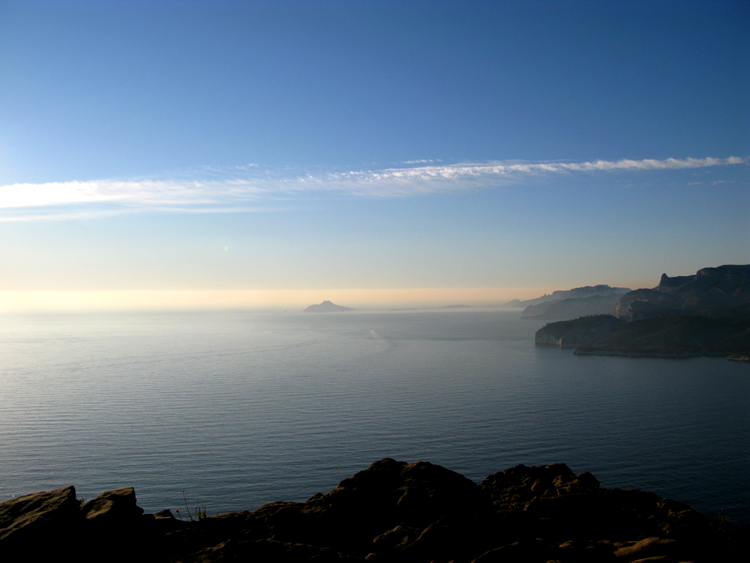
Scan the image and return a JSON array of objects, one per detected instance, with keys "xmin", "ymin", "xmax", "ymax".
[{"xmin": 0, "ymin": 0, "xmax": 748, "ymax": 311}]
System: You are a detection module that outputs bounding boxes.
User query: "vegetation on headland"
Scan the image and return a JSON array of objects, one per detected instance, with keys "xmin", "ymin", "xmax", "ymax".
[{"xmin": 572, "ymin": 314, "xmax": 750, "ymax": 358}]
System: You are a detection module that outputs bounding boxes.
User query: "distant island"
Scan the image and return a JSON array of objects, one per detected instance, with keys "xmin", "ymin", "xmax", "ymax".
[
  {"xmin": 303, "ymin": 300, "xmax": 354, "ymax": 313},
  {"xmin": 535, "ymin": 265, "xmax": 750, "ymax": 360},
  {"xmin": 2, "ymin": 459, "xmax": 745, "ymax": 562}
]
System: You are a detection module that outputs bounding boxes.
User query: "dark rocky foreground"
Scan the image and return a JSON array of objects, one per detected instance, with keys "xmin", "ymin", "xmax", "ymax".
[{"xmin": 1, "ymin": 460, "xmax": 745, "ymax": 563}]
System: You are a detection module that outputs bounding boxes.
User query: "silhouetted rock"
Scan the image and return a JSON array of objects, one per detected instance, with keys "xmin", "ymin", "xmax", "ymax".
[
  {"xmin": 1, "ymin": 460, "xmax": 746, "ymax": 562},
  {"xmin": 303, "ymin": 300, "xmax": 354, "ymax": 313}
]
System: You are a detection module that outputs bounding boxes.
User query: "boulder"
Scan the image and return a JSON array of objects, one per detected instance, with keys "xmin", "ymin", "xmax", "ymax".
[
  {"xmin": 0, "ymin": 486, "xmax": 80, "ymax": 558},
  {"xmin": 80, "ymin": 487, "xmax": 144, "ymax": 524},
  {"xmin": 275, "ymin": 458, "xmax": 494, "ymax": 560}
]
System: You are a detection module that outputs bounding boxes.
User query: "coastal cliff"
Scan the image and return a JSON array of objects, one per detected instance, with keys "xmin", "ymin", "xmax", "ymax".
[
  {"xmin": 1, "ymin": 459, "xmax": 745, "ymax": 563},
  {"xmin": 613, "ymin": 264, "xmax": 750, "ymax": 321},
  {"xmin": 536, "ymin": 265, "xmax": 750, "ymax": 359}
]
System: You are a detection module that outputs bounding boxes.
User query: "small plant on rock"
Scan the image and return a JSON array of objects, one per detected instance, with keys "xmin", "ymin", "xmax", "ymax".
[{"xmin": 180, "ymin": 491, "xmax": 208, "ymax": 522}]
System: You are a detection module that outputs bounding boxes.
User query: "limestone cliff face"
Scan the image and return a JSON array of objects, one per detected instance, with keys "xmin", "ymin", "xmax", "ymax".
[
  {"xmin": 535, "ymin": 330, "xmax": 563, "ymax": 346},
  {"xmin": 535, "ymin": 265, "xmax": 750, "ymax": 358},
  {"xmin": 614, "ymin": 264, "xmax": 750, "ymax": 320}
]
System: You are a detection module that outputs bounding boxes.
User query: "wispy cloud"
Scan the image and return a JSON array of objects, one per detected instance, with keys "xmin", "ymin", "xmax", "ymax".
[{"xmin": 0, "ymin": 156, "xmax": 744, "ymax": 221}]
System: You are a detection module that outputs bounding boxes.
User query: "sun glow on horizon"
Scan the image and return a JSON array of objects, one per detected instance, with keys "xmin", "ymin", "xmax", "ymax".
[{"xmin": 0, "ymin": 287, "xmax": 562, "ymax": 313}]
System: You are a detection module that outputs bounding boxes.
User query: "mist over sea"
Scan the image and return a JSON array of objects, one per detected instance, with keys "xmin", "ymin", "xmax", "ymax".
[{"xmin": 1, "ymin": 310, "xmax": 747, "ymax": 522}]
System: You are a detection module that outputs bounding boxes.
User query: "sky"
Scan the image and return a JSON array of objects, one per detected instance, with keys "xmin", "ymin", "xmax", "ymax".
[{"xmin": 0, "ymin": 0, "xmax": 748, "ymax": 311}]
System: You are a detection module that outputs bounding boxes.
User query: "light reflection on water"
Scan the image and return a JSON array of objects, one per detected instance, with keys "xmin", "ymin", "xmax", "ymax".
[{"xmin": 0, "ymin": 310, "xmax": 747, "ymax": 522}]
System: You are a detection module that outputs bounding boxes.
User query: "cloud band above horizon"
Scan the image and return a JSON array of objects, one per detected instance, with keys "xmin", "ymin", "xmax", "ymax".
[{"xmin": 0, "ymin": 156, "xmax": 745, "ymax": 221}]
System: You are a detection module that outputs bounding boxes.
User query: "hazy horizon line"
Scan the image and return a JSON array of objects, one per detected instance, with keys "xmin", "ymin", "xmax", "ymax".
[{"xmin": 0, "ymin": 285, "xmax": 635, "ymax": 313}]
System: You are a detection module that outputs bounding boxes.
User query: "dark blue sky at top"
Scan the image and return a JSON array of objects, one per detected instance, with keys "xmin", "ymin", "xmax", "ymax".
[{"xmin": 1, "ymin": 0, "xmax": 747, "ymax": 184}]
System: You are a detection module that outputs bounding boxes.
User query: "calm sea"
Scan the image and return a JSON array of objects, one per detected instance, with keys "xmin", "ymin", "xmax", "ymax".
[{"xmin": 1, "ymin": 310, "xmax": 748, "ymax": 522}]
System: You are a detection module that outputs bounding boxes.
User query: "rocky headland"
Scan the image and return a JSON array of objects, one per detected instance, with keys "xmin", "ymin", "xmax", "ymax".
[
  {"xmin": 1, "ymin": 459, "xmax": 745, "ymax": 563},
  {"xmin": 535, "ymin": 265, "xmax": 750, "ymax": 359},
  {"xmin": 612, "ymin": 264, "xmax": 750, "ymax": 322}
]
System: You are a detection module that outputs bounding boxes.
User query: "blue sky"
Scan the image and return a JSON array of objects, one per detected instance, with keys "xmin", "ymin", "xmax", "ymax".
[{"xmin": 0, "ymin": 0, "xmax": 748, "ymax": 310}]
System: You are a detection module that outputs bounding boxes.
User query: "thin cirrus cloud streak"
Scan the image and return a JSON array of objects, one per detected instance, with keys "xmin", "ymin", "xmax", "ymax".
[{"xmin": 0, "ymin": 156, "xmax": 744, "ymax": 221}]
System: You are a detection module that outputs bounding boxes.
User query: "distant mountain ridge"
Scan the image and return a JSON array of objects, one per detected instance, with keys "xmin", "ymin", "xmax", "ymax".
[
  {"xmin": 505, "ymin": 285, "xmax": 632, "ymax": 321},
  {"xmin": 522, "ymin": 294, "xmax": 628, "ymax": 320},
  {"xmin": 508, "ymin": 285, "xmax": 632, "ymax": 311}
]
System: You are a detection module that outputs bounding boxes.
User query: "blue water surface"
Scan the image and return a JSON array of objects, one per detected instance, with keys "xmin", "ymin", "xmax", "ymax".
[{"xmin": 0, "ymin": 310, "xmax": 747, "ymax": 522}]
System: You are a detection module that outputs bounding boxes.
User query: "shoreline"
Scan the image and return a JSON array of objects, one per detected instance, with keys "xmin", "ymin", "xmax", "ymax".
[{"xmin": 570, "ymin": 348, "xmax": 736, "ymax": 360}]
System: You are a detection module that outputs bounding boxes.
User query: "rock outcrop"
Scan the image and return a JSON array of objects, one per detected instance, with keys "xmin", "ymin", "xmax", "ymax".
[
  {"xmin": 1, "ymin": 460, "xmax": 746, "ymax": 563},
  {"xmin": 303, "ymin": 300, "xmax": 354, "ymax": 313}
]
